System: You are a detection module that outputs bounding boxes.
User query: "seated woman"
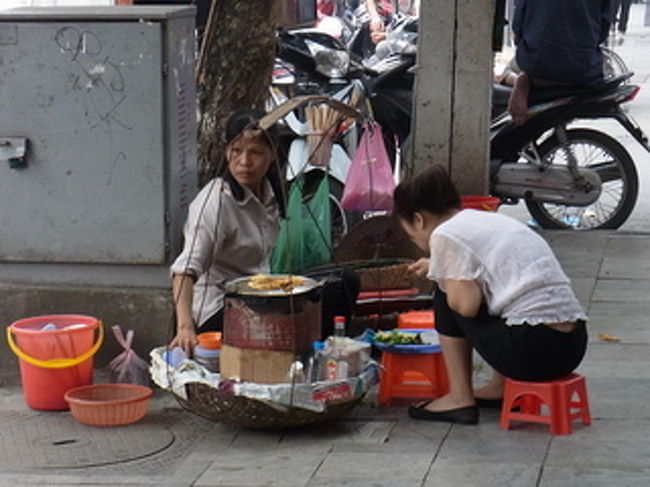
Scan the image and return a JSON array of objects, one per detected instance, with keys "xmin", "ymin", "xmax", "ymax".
[
  {"xmin": 393, "ymin": 165, "xmax": 588, "ymax": 424},
  {"xmin": 169, "ymin": 108, "xmax": 359, "ymax": 356},
  {"xmin": 169, "ymin": 109, "xmax": 285, "ymax": 356}
]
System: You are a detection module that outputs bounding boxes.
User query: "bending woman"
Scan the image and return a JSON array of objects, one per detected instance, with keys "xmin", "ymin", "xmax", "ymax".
[{"xmin": 393, "ymin": 165, "xmax": 588, "ymax": 424}]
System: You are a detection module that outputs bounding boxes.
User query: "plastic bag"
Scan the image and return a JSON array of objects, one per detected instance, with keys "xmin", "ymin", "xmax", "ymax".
[
  {"xmin": 341, "ymin": 122, "xmax": 395, "ymax": 211},
  {"xmin": 270, "ymin": 175, "xmax": 332, "ymax": 274},
  {"xmin": 108, "ymin": 325, "xmax": 151, "ymax": 386}
]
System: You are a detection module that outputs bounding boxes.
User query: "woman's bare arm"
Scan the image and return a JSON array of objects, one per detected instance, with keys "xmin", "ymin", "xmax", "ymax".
[
  {"xmin": 442, "ymin": 279, "xmax": 482, "ymax": 318},
  {"xmin": 170, "ymin": 273, "xmax": 198, "ymax": 356}
]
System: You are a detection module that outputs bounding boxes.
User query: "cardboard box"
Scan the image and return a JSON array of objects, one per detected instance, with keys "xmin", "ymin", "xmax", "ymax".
[{"xmin": 220, "ymin": 344, "xmax": 297, "ymax": 384}]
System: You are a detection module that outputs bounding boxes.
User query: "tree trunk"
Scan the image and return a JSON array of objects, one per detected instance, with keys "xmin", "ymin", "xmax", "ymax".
[{"xmin": 196, "ymin": 0, "xmax": 279, "ymax": 186}]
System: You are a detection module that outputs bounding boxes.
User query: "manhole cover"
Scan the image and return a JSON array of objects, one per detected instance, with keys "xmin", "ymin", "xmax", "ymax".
[{"xmin": 0, "ymin": 412, "xmax": 174, "ymax": 469}]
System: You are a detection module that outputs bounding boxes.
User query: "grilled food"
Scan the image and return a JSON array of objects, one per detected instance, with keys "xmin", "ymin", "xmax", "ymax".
[{"xmin": 248, "ymin": 274, "xmax": 305, "ymax": 292}]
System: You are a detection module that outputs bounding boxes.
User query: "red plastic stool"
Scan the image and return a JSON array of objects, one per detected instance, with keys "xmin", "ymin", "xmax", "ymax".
[
  {"xmin": 398, "ymin": 310, "xmax": 435, "ymax": 329},
  {"xmin": 378, "ymin": 350, "xmax": 449, "ymax": 406},
  {"xmin": 500, "ymin": 373, "xmax": 591, "ymax": 435}
]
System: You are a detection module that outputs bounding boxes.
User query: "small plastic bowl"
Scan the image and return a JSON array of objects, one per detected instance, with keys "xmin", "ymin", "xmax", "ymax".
[
  {"xmin": 64, "ymin": 384, "xmax": 153, "ymax": 427},
  {"xmin": 197, "ymin": 331, "xmax": 222, "ymax": 349}
]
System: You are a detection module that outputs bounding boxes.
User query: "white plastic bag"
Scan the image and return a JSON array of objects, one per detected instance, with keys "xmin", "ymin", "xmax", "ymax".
[{"xmin": 108, "ymin": 325, "xmax": 151, "ymax": 386}]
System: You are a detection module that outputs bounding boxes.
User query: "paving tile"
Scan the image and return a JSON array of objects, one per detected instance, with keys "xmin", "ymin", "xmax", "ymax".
[
  {"xmin": 579, "ymin": 358, "xmax": 650, "ymax": 379},
  {"xmin": 280, "ymin": 420, "xmax": 393, "ymax": 450},
  {"xmin": 438, "ymin": 424, "xmax": 551, "ymax": 463},
  {"xmin": 591, "ymin": 278, "xmax": 650, "ymax": 303},
  {"xmin": 583, "ymin": 377, "xmax": 650, "ymax": 419},
  {"xmin": 386, "ymin": 417, "xmax": 451, "ymax": 441},
  {"xmin": 541, "ymin": 466, "xmax": 650, "ymax": 487},
  {"xmin": 570, "ymin": 277, "xmax": 596, "ymax": 311},
  {"xmin": 540, "ymin": 230, "xmax": 608, "ymax": 278},
  {"xmin": 546, "ymin": 435, "xmax": 650, "ymax": 470},
  {"xmin": 551, "ymin": 418, "xmax": 650, "ymax": 443},
  {"xmin": 583, "ymin": 343, "xmax": 647, "ymax": 362},
  {"xmin": 226, "ymin": 429, "xmax": 283, "ymax": 452},
  {"xmin": 600, "ymin": 236, "xmax": 650, "ymax": 279},
  {"xmin": 586, "ymin": 302, "xmax": 650, "ymax": 344},
  {"xmin": 424, "ymin": 459, "xmax": 541, "ymax": 487},
  {"xmin": 312, "ymin": 451, "xmax": 432, "ymax": 483},
  {"xmin": 0, "ymin": 475, "xmax": 190, "ymax": 486},
  {"xmin": 307, "ymin": 479, "xmax": 420, "ymax": 487},
  {"xmin": 195, "ymin": 451, "xmax": 326, "ymax": 487}
]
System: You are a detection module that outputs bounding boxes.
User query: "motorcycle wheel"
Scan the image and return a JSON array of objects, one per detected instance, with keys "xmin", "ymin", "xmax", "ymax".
[{"xmin": 525, "ymin": 128, "xmax": 638, "ymax": 230}]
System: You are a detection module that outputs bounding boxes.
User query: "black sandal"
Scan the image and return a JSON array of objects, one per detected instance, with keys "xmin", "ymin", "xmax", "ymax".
[{"xmin": 407, "ymin": 401, "xmax": 479, "ymax": 424}]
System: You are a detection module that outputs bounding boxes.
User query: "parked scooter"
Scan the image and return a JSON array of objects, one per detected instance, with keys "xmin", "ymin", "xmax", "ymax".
[
  {"xmin": 274, "ymin": 25, "xmax": 650, "ymax": 230},
  {"xmin": 490, "ymin": 74, "xmax": 649, "ymax": 229}
]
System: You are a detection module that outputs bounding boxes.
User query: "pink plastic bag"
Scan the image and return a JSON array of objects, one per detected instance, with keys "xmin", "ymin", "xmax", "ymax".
[
  {"xmin": 108, "ymin": 325, "xmax": 151, "ymax": 387},
  {"xmin": 341, "ymin": 122, "xmax": 395, "ymax": 211}
]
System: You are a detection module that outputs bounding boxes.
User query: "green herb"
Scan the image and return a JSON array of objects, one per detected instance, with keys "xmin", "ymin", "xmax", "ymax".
[{"xmin": 374, "ymin": 330, "xmax": 423, "ymax": 345}]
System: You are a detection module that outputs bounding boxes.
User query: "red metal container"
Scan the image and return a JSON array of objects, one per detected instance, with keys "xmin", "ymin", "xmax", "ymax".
[{"xmin": 223, "ymin": 275, "xmax": 322, "ymax": 353}]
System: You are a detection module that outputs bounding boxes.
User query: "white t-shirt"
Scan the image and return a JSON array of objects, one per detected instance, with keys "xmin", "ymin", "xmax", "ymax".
[
  {"xmin": 427, "ymin": 210, "xmax": 587, "ymax": 326},
  {"xmin": 170, "ymin": 177, "xmax": 280, "ymax": 327}
]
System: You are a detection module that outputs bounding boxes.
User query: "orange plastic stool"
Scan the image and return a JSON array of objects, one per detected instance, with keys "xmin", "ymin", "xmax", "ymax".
[
  {"xmin": 397, "ymin": 310, "xmax": 435, "ymax": 329},
  {"xmin": 500, "ymin": 373, "xmax": 591, "ymax": 435},
  {"xmin": 378, "ymin": 350, "xmax": 449, "ymax": 406}
]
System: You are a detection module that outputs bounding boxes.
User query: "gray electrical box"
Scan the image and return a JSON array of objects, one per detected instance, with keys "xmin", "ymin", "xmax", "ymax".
[{"xmin": 0, "ymin": 6, "xmax": 197, "ymax": 267}]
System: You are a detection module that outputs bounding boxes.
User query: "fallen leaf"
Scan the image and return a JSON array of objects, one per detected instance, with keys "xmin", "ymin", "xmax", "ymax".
[{"xmin": 597, "ymin": 333, "xmax": 621, "ymax": 342}]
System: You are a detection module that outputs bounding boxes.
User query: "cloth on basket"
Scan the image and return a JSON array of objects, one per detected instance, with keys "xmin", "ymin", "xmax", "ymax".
[{"xmin": 149, "ymin": 346, "xmax": 379, "ymax": 413}]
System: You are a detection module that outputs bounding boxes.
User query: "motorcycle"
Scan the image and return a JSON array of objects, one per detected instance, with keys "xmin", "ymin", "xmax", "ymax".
[
  {"xmin": 490, "ymin": 75, "xmax": 648, "ymax": 229},
  {"xmin": 274, "ymin": 24, "xmax": 650, "ymax": 230}
]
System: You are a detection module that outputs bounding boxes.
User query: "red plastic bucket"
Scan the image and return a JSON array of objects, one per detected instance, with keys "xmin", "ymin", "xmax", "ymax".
[
  {"xmin": 6, "ymin": 315, "xmax": 104, "ymax": 410},
  {"xmin": 460, "ymin": 195, "xmax": 501, "ymax": 211}
]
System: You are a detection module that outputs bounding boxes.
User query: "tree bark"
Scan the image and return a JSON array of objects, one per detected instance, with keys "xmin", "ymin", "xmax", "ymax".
[{"xmin": 196, "ymin": 0, "xmax": 279, "ymax": 186}]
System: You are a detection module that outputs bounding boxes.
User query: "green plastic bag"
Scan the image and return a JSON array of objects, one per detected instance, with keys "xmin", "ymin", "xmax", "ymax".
[{"xmin": 270, "ymin": 175, "xmax": 332, "ymax": 274}]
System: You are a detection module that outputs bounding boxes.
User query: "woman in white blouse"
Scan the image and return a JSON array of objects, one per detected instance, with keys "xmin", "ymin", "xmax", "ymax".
[
  {"xmin": 169, "ymin": 109, "xmax": 284, "ymax": 356},
  {"xmin": 393, "ymin": 165, "xmax": 588, "ymax": 424}
]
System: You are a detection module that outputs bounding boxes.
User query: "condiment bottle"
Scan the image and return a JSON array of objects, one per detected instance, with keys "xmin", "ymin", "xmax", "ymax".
[{"xmin": 325, "ymin": 316, "xmax": 349, "ymax": 381}]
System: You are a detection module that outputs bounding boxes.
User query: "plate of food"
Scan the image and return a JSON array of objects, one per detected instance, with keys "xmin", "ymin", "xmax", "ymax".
[
  {"xmin": 373, "ymin": 328, "xmax": 441, "ymax": 354},
  {"xmin": 224, "ymin": 274, "xmax": 320, "ymax": 296}
]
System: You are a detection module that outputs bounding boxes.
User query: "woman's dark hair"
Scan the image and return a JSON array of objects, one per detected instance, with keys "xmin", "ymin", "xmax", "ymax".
[
  {"xmin": 393, "ymin": 164, "xmax": 461, "ymax": 221},
  {"xmin": 220, "ymin": 108, "xmax": 285, "ymax": 217},
  {"xmin": 224, "ymin": 108, "xmax": 278, "ymax": 147}
]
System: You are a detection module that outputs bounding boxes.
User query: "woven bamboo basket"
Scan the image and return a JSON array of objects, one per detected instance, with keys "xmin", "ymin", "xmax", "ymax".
[
  {"xmin": 173, "ymin": 382, "xmax": 365, "ymax": 429},
  {"xmin": 356, "ymin": 261, "xmax": 413, "ymax": 291}
]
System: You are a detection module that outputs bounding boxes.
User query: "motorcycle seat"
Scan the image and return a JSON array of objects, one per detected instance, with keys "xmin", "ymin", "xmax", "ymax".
[
  {"xmin": 528, "ymin": 72, "xmax": 633, "ymax": 106},
  {"xmin": 490, "ymin": 73, "xmax": 633, "ymax": 120}
]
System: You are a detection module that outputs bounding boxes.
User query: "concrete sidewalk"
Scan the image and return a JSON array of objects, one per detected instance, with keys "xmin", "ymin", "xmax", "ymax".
[{"xmin": 2, "ymin": 228, "xmax": 650, "ymax": 487}]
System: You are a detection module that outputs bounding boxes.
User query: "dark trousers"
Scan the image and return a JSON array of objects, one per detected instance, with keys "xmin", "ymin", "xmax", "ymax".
[
  {"xmin": 614, "ymin": 0, "xmax": 632, "ymax": 33},
  {"xmin": 433, "ymin": 290, "xmax": 588, "ymax": 382}
]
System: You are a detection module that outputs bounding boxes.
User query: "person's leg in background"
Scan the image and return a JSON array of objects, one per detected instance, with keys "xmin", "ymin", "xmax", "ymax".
[
  {"xmin": 618, "ymin": 0, "xmax": 632, "ymax": 34},
  {"xmin": 610, "ymin": 0, "xmax": 622, "ymax": 43}
]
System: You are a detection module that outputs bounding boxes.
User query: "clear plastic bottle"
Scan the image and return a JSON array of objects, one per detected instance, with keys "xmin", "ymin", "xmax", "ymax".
[
  {"xmin": 285, "ymin": 360, "xmax": 307, "ymax": 383},
  {"xmin": 307, "ymin": 341, "xmax": 325, "ymax": 382}
]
